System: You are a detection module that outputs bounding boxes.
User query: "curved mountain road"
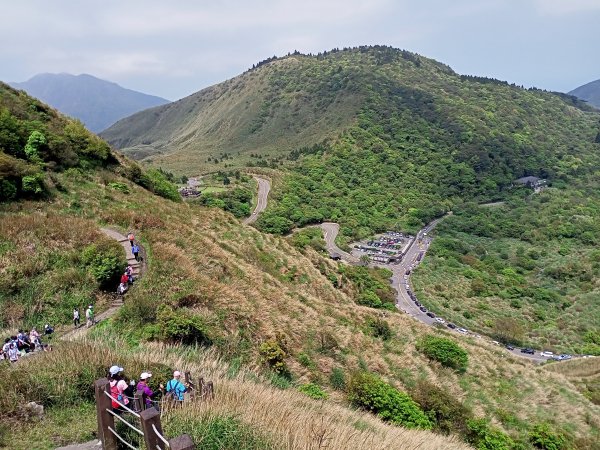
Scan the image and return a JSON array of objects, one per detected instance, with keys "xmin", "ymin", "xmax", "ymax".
[
  {"xmin": 245, "ymin": 179, "xmax": 555, "ymax": 363},
  {"xmin": 243, "ymin": 176, "xmax": 271, "ymax": 225}
]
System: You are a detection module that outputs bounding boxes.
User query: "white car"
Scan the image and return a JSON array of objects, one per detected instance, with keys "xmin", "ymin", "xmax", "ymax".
[
  {"xmin": 456, "ymin": 328, "xmax": 468, "ymax": 334},
  {"xmin": 540, "ymin": 351, "xmax": 554, "ymax": 357},
  {"xmin": 435, "ymin": 318, "xmax": 445, "ymax": 324}
]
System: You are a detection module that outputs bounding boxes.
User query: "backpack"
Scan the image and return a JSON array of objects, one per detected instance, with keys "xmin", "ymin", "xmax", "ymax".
[{"xmin": 166, "ymin": 380, "xmax": 183, "ymax": 400}]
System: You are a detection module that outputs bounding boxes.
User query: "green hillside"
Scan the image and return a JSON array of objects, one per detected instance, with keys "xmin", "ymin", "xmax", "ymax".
[{"xmin": 3, "ymin": 84, "xmax": 599, "ymax": 449}]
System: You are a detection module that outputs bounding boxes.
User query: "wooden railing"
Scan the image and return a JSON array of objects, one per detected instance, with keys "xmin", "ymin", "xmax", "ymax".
[{"xmin": 94, "ymin": 373, "xmax": 214, "ymax": 450}]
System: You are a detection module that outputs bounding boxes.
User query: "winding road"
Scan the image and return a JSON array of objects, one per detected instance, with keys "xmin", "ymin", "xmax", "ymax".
[
  {"xmin": 243, "ymin": 176, "xmax": 271, "ymax": 225},
  {"xmin": 245, "ymin": 181, "xmax": 555, "ymax": 363}
]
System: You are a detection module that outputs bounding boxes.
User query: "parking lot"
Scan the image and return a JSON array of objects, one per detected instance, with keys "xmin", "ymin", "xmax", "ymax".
[{"xmin": 351, "ymin": 231, "xmax": 414, "ymax": 264}]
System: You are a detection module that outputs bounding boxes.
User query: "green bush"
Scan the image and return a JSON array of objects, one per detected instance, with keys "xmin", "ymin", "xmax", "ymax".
[
  {"xmin": 417, "ymin": 335, "xmax": 469, "ymax": 373},
  {"xmin": 329, "ymin": 367, "xmax": 346, "ymax": 390},
  {"xmin": 366, "ymin": 317, "xmax": 393, "ymax": 340},
  {"xmin": 410, "ymin": 380, "xmax": 471, "ymax": 435},
  {"xmin": 156, "ymin": 305, "xmax": 212, "ymax": 346},
  {"xmin": 81, "ymin": 241, "xmax": 123, "ymax": 289},
  {"xmin": 259, "ymin": 340, "xmax": 289, "ymax": 376},
  {"xmin": 108, "ymin": 181, "xmax": 130, "ymax": 193},
  {"xmin": 466, "ymin": 418, "xmax": 515, "ymax": 450},
  {"xmin": 347, "ymin": 372, "xmax": 432, "ymax": 429},
  {"xmin": 529, "ymin": 423, "xmax": 569, "ymax": 450},
  {"xmin": 298, "ymin": 383, "xmax": 328, "ymax": 400},
  {"xmin": 144, "ymin": 168, "xmax": 181, "ymax": 202},
  {"xmin": 21, "ymin": 173, "xmax": 45, "ymax": 195}
]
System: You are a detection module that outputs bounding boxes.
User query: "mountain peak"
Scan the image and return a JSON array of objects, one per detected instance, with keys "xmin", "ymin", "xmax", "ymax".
[{"xmin": 9, "ymin": 73, "xmax": 170, "ymax": 132}]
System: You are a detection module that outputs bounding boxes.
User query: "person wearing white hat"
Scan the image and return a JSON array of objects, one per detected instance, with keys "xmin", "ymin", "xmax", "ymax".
[
  {"xmin": 137, "ymin": 371, "xmax": 160, "ymax": 407},
  {"xmin": 166, "ymin": 370, "xmax": 187, "ymax": 402}
]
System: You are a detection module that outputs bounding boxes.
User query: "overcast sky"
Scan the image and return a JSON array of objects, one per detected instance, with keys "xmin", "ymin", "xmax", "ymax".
[{"xmin": 1, "ymin": 0, "xmax": 599, "ymax": 100}]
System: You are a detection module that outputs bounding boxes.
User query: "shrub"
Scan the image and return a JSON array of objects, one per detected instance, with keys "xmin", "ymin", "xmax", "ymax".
[
  {"xmin": 366, "ymin": 317, "xmax": 393, "ymax": 340},
  {"xmin": 81, "ymin": 241, "xmax": 123, "ymax": 289},
  {"xmin": 347, "ymin": 372, "xmax": 432, "ymax": 429},
  {"xmin": 156, "ymin": 305, "xmax": 212, "ymax": 346},
  {"xmin": 410, "ymin": 380, "xmax": 471, "ymax": 435},
  {"xmin": 259, "ymin": 340, "xmax": 289, "ymax": 376},
  {"xmin": 466, "ymin": 418, "xmax": 515, "ymax": 450},
  {"xmin": 329, "ymin": 367, "xmax": 346, "ymax": 390},
  {"xmin": 417, "ymin": 335, "xmax": 469, "ymax": 373},
  {"xmin": 21, "ymin": 173, "xmax": 45, "ymax": 195},
  {"xmin": 144, "ymin": 168, "xmax": 181, "ymax": 202},
  {"xmin": 298, "ymin": 383, "xmax": 328, "ymax": 400},
  {"xmin": 529, "ymin": 423, "xmax": 569, "ymax": 450},
  {"xmin": 108, "ymin": 182, "xmax": 130, "ymax": 193}
]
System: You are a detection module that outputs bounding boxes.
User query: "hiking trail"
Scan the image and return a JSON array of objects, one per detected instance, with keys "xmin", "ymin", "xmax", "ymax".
[{"xmin": 61, "ymin": 228, "xmax": 146, "ymax": 341}]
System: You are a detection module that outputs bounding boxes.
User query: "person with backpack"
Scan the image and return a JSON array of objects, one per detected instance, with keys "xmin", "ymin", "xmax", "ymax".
[
  {"xmin": 44, "ymin": 324, "xmax": 54, "ymax": 340},
  {"xmin": 131, "ymin": 244, "xmax": 140, "ymax": 262},
  {"xmin": 127, "ymin": 232, "xmax": 135, "ymax": 247},
  {"xmin": 73, "ymin": 308, "xmax": 80, "ymax": 328},
  {"xmin": 165, "ymin": 370, "xmax": 187, "ymax": 403},
  {"xmin": 120, "ymin": 272, "xmax": 129, "ymax": 286},
  {"xmin": 85, "ymin": 305, "xmax": 94, "ymax": 328},
  {"xmin": 125, "ymin": 265, "xmax": 135, "ymax": 284}
]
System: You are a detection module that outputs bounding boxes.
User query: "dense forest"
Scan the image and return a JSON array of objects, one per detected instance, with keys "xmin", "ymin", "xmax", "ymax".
[{"xmin": 254, "ymin": 47, "xmax": 600, "ymax": 242}]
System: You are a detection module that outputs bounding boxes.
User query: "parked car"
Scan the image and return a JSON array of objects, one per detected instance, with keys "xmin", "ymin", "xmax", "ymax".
[
  {"xmin": 520, "ymin": 348, "xmax": 535, "ymax": 354},
  {"xmin": 447, "ymin": 323, "xmax": 456, "ymax": 329},
  {"xmin": 435, "ymin": 317, "xmax": 445, "ymax": 324},
  {"xmin": 426, "ymin": 312, "xmax": 435, "ymax": 318},
  {"xmin": 554, "ymin": 354, "xmax": 572, "ymax": 361},
  {"xmin": 456, "ymin": 328, "xmax": 468, "ymax": 334},
  {"xmin": 540, "ymin": 351, "xmax": 554, "ymax": 358},
  {"xmin": 505, "ymin": 344, "xmax": 515, "ymax": 351},
  {"xmin": 419, "ymin": 306, "xmax": 427, "ymax": 312}
]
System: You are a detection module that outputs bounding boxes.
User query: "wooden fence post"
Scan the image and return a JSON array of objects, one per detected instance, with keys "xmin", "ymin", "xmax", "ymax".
[
  {"xmin": 95, "ymin": 378, "xmax": 117, "ymax": 450},
  {"xmin": 134, "ymin": 389, "xmax": 144, "ymax": 412},
  {"xmin": 140, "ymin": 407, "xmax": 166, "ymax": 450},
  {"xmin": 169, "ymin": 434, "xmax": 195, "ymax": 450}
]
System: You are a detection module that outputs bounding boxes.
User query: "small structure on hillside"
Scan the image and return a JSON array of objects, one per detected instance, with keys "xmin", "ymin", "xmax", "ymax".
[
  {"xmin": 514, "ymin": 176, "xmax": 547, "ymax": 189},
  {"xmin": 179, "ymin": 187, "xmax": 200, "ymax": 198},
  {"xmin": 329, "ymin": 252, "xmax": 342, "ymax": 261}
]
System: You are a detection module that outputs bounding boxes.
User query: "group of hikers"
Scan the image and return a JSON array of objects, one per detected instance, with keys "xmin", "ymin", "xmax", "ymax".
[
  {"xmin": 73, "ymin": 304, "xmax": 97, "ymax": 329},
  {"xmin": 0, "ymin": 325, "xmax": 54, "ymax": 362},
  {"xmin": 108, "ymin": 364, "xmax": 191, "ymax": 413},
  {"xmin": 117, "ymin": 232, "xmax": 140, "ymax": 296}
]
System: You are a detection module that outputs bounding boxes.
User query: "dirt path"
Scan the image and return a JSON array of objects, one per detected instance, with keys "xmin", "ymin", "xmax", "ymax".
[
  {"xmin": 243, "ymin": 176, "xmax": 270, "ymax": 225},
  {"xmin": 61, "ymin": 228, "xmax": 146, "ymax": 341}
]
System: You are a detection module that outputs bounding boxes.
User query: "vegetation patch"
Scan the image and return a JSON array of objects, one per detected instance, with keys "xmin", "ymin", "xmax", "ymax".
[{"xmin": 417, "ymin": 335, "xmax": 469, "ymax": 373}]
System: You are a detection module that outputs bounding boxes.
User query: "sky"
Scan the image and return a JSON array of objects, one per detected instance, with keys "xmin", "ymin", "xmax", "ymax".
[{"xmin": 1, "ymin": 0, "xmax": 599, "ymax": 101}]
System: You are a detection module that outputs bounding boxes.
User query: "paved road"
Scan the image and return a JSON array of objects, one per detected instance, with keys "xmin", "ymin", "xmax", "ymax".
[
  {"xmin": 243, "ymin": 176, "xmax": 271, "ymax": 225},
  {"xmin": 324, "ymin": 217, "xmax": 547, "ymax": 362},
  {"xmin": 321, "ymin": 222, "xmax": 359, "ymax": 263}
]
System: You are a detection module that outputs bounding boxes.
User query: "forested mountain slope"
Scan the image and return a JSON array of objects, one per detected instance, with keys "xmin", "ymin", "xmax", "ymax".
[
  {"xmin": 569, "ymin": 78, "xmax": 600, "ymax": 108},
  {"xmin": 2, "ymin": 85, "xmax": 599, "ymax": 449},
  {"xmin": 10, "ymin": 73, "xmax": 170, "ymax": 132}
]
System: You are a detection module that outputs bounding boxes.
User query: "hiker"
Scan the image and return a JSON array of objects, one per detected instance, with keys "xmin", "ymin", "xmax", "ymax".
[
  {"xmin": 43, "ymin": 324, "xmax": 54, "ymax": 340},
  {"xmin": 73, "ymin": 308, "xmax": 80, "ymax": 328},
  {"xmin": 111, "ymin": 379, "xmax": 130, "ymax": 413},
  {"xmin": 165, "ymin": 370, "xmax": 187, "ymax": 402},
  {"xmin": 131, "ymin": 243, "xmax": 140, "ymax": 262},
  {"xmin": 7, "ymin": 343, "xmax": 19, "ymax": 363},
  {"xmin": 120, "ymin": 272, "xmax": 129, "ymax": 286},
  {"xmin": 127, "ymin": 232, "xmax": 135, "ymax": 247},
  {"xmin": 125, "ymin": 265, "xmax": 135, "ymax": 284},
  {"xmin": 85, "ymin": 305, "xmax": 94, "ymax": 328},
  {"xmin": 117, "ymin": 282, "xmax": 128, "ymax": 295},
  {"xmin": 137, "ymin": 372, "xmax": 162, "ymax": 408}
]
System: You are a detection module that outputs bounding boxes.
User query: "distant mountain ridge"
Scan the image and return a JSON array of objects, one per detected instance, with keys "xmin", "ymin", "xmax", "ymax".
[
  {"xmin": 569, "ymin": 78, "xmax": 600, "ymax": 108},
  {"xmin": 9, "ymin": 73, "xmax": 170, "ymax": 132}
]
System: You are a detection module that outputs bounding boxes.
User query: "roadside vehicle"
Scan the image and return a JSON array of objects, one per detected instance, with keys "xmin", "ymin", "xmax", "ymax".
[
  {"xmin": 456, "ymin": 328, "xmax": 468, "ymax": 334},
  {"xmin": 540, "ymin": 351, "xmax": 554, "ymax": 357},
  {"xmin": 419, "ymin": 306, "xmax": 427, "ymax": 312},
  {"xmin": 435, "ymin": 317, "xmax": 445, "ymax": 324},
  {"xmin": 521, "ymin": 348, "xmax": 535, "ymax": 354},
  {"xmin": 505, "ymin": 344, "xmax": 515, "ymax": 351},
  {"xmin": 447, "ymin": 323, "xmax": 456, "ymax": 329},
  {"xmin": 426, "ymin": 312, "xmax": 435, "ymax": 318}
]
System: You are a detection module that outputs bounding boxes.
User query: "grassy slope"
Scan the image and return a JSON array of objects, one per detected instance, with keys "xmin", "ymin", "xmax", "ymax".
[
  {"xmin": 1, "ymin": 170, "xmax": 599, "ymax": 448},
  {"xmin": 100, "ymin": 56, "xmax": 364, "ymax": 173},
  {"xmin": 412, "ymin": 184, "xmax": 600, "ymax": 353}
]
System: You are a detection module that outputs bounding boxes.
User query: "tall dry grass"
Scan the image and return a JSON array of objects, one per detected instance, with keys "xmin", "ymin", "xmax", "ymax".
[{"xmin": 543, "ymin": 358, "xmax": 600, "ymax": 378}]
